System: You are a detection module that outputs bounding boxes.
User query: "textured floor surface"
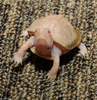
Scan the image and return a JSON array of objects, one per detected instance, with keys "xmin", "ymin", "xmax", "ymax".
[{"xmin": 0, "ymin": 0, "xmax": 97, "ymax": 100}]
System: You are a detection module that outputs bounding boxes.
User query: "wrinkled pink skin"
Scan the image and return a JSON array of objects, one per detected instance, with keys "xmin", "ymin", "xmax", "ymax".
[
  {"xmin": 34, "ymin": 28, "xmax": 54, "ymax": 56},
  {"xmin": 14, "ymin": 28, "xmax": 87, "ymax": 80}
]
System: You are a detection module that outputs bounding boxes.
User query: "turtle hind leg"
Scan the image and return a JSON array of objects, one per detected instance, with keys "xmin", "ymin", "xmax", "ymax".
[
  {"xmin": 21, "ymin": 28, "xmax": 34, "ymax": 37},
  {"xmin": 77, "ymin": 42, "xmax": 87, "ymax": 56},
  {"xmin": 21, "ymin": 30, "xmax": 29, "ymax": 36}
]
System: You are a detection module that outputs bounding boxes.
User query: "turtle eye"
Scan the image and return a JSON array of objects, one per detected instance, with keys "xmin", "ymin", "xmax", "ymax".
[
  {"xmin": 48, "ymin": 30, "xmax": 50, "ymax": 34},
  {"xmin": 35, "ymin": 30, "xmax": 37, "ymax": 33},
  {"xmin": 46, "ymin": 29, "xmax": 51, "ymax": 35},
  {"xmin": 35, "ymin": 29, "xmax": 38, "ymax": 36}
]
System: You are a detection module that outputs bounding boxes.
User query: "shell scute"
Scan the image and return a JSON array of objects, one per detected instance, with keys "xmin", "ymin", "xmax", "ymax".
[{"xmin": 28, "ymin": 15, "xmax": 81, "ymax": 51}]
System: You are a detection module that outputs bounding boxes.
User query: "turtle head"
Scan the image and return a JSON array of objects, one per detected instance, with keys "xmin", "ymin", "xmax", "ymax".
[{"xmin": 34, "ymin": 28, "xmax": 53, "ymax": 50}]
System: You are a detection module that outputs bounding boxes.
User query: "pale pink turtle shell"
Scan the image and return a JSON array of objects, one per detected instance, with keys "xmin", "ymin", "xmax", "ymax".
[{"xmin": 27, "ymin": 15, "xmax": 81, "ymax": 60}]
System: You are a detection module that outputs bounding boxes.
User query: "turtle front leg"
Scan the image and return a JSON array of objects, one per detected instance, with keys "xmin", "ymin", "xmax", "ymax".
[
  {"xmin": 14, "ymin": 36, "xmax": 34, "ymax": 64},
  {"xmin": 77, "ymin": 43, "xmax": 87, "ymax": 56},
  {"xmin": 47, "ymin": 45, "xmax": 62, "ymax": 80}
]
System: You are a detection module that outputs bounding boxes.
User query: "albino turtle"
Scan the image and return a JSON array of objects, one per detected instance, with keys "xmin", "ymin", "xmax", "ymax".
[{"xmin": 14, "ymin": 15, "xmax": 87, "ymax": 80}]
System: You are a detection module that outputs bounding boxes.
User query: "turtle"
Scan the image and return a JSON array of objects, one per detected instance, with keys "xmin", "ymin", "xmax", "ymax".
[{"xmin": 14, "ymin": 15, "xmax": 87, "ymax": 80}]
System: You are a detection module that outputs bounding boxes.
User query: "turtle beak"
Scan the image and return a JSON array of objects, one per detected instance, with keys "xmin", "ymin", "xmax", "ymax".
[
  {"xmin": 38, "ymin": 39, "xmax": 47, "ymax": 46},
  {"xmin": 34, "ymin": 32, "xmax": 53, "ymax": 48},
  {"xmin": 37, "ymin": 33, "xmax": 45, "ymax": 38},
  {"xmin": 34, "ymin": 33, "xmax": 47, "ymax": 46},
  {"xmin": 35, "ymin": 33, "xmax": 45, "ymax": 38}
]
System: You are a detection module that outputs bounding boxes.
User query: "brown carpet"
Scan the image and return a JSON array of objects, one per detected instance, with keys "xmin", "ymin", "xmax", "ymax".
[{"xmin": 0, "ymin": 0, "xmax": 97, "ymax": 100}]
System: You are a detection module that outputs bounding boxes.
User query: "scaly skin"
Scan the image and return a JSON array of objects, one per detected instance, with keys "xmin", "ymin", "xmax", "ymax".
[
  {"xmin": 14, "ymin": 28, "xmax": 87, "ymax": 80},
  {"xmin": 77, "ymin": 43, "xmax": 87, "ymax": 56},
  {"xmin": 14, "ymin": 36, "xmax": 34, "ymax": 64}
]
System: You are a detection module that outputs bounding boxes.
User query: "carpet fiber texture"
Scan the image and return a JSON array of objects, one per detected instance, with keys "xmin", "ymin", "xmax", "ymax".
[{"xmin": 0, "ymin": 0, "xmax": 97, "ymax": 100}]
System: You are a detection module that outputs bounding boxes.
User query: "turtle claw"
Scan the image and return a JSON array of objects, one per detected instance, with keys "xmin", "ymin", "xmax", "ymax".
[
  {"xmin": 47, "ymin": 72, "xmax": 56, "ymax": 80},
  {"xmin": 77, "ymin": 43, "xmax": 87, "ymax": 56},
  {"xmin": 14, "ymin": 53, "xmax": 23, "ymax": 64},
  {"xmin": 80, "ymin": 46, "xmax": 87, "ymax": 56}
]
